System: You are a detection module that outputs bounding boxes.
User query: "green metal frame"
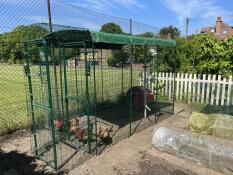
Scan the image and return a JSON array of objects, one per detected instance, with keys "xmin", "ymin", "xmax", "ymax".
[
  {"xmin": 24, "ymin": 41, "xmax": 58, "ymax": 169},
  {"xmin": 24, "ymin": 29, "xmax": 176, "ymax": 170}
]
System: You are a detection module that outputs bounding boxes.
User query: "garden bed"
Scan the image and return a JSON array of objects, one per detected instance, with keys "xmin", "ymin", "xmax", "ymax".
[{"xmin": 152, "ymin": 112, "xmax": 233, "ymax": 175}]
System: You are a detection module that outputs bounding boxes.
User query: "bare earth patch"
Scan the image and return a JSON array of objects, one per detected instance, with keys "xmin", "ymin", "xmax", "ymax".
[
  {"xmin": 69, "ymin": 104, "xmax": 222, "ymax": 175},
  {"xmin": 0, "ymin": 103, "xmax": 224, "ymax": 175}
]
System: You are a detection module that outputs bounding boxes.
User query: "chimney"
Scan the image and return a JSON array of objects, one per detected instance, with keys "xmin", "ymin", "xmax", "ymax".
[{"xmin": 216, "ymin": 16, "xmax": 222, "ymax": 34}]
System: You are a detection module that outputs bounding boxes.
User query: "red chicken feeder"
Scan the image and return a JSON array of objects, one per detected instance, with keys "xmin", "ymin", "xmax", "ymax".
[{"xmin": 127, "ymin": 86, "xmax": 154, "ymax": 107}]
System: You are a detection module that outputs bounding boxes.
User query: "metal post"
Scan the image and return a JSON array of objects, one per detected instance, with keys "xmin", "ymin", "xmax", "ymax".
[
  {"xmin": 63, "ymin": 47, "xmax": 70, "ymax": 139},
  {"xmin": 129, "ymin": 19, "xmax": 133, "ymax": 136},
  {"xmin": 143, "ymin": 45, "xmax": 147, "ymax": 118},
  {"xmin": 185, "ymin": 16, "xmax": 189, "ymax": 41},
  {"xmin": 47, "ymin": 0, "xmax": 53, "ymax": 33},
  {"xmin": 44, "ymin": 45, "xmax": 58, "ymax": 170},
  {"xmin": 172, "ymin": 45, "xmax": 176, "ymax": 114},
  {"xmin": 74, "ymin": 50, "xmax": 79, "ymax": 113},
  {"xmin": 155, "ymin": 46, "xmax": 159, "ymax": 102},
  {"xmin": 24, "ymin": 44, "xmax": 38, "ymax": 157},
  {"xmin": 121, "ymin": 45, "xmax": 124, "ymax": 104},
  {"xmin": 59, "ymin": 49, "xmax": 65, "ymax": 122},
  {"xmin": 120, "ymin": 45, "xmax": 124, "ymax": 127},
  {"xmin": 92, "ymin": 45, "xmax": 98, "ymax": 155},
  {"xmin": 84, "ymin": 46, "xmax": 91, "ymax": 153},
  {"xmin": 100, "ymin": 49, "xmax": 104, "ymax": 102},
  {"xmin": 47, "ymin": 0, "xmax": 60, "ymax": 116}
]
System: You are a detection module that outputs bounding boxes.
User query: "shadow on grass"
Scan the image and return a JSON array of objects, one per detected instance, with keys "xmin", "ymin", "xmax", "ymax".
[{"xmin": 0, "ymin": 150, "xmax": 65, "ymax": 175}]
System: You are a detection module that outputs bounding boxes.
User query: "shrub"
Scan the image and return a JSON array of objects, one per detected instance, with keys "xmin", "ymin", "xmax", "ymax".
[{"xmin": 107, "ymin": 55, "xmax": 117, "ymax": 67}]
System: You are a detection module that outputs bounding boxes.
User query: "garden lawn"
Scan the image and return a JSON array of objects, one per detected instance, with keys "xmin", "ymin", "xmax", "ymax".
[
  {"xmin": 0, "ymin": 64, "xmax": 28, "ymax": 135},
  {"xmin": 0, "ymin": 63, "xmax": 142, "ymax": 135}
]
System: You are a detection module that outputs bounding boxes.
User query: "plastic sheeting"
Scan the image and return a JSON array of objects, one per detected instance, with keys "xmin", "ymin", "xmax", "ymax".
[
  {"xmin": 189, "ymin": 112, "xmax": 233, "ymax": 139},
  {"xmin": 189, "ymin": 111, "xmax": 216, "ymax": 135},
  {"xmin": 152, "ymin": 127, "xmax": 233, "ymax": 173},
  {"xmin": 213, "ymin": 115, "xmax": 233, "ymax": 139}
]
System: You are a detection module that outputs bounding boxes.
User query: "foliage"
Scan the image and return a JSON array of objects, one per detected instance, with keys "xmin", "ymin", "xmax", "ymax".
[
  {"xmin": 133, "ymin": 32, "xmax": 154, "ymax": 63},
  {"xmin": 175, "ymin": 37, "xmax": 200, "ymax": 73},
  {"xmin": 159, "ymin": 25, "xmax": 180, "ymax": 39},
  {"xmin": 138, "ymin": 32, "xmax": 154, "ymax": 38},
  {"xmin": 155, "ymin": 34, "xmax": 233, "ymax": 77},
  {"xmin": 107, "ymin": 55, "xmax": 117, "ymax": 67},
  {"xmin": 194, "ymin": 35, "xmax": 233, "ymax": 76},
  {"xmin": 100, "ymin": 23, "xmax": 123, "ymax": 34},
  {"xmin": 107, "ymin": 49, "xmax": 129, "ymax": 67},
  {"xmin": 0, "ymin": 25, "xmax": 48, "ymax": 64},
  {"xmin": 1, "ymin": 23, "xmax": 232, "ymax": 76},
  {"xmin": 156, "ymin": 46, "xmax": 175, "ymax": 72}
]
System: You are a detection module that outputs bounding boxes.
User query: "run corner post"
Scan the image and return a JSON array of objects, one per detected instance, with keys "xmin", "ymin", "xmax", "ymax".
[
  {"xmin": 129, "ymin": 18, "xmax": 133, "ymax": 136},
  {"xmin": 172, "ymin": 45, "xmax": 176, "ymax": 115},
  {"xmin": 143, "ymin": 45, "xmax": 148, "ymax": 118},
  {"xmin": 44, "ymin": 45, "xmax": 58, "ymax": 170}
]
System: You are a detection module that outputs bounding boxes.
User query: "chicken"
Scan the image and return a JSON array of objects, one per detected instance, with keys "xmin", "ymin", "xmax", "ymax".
[
  {"xmin": 75, "ymin": 128, "xmax": 88, "ymax": 142},
  {"xmin": 54, "ymin": 119, "xmax": 63, "ymax": 130},
  {"xmin": 69, "ymin": 118, "xmax": 79, "ymax": 133},
  {"xmin": 97, "ymin": 125, "xmax": 110, "ymax": 141}
]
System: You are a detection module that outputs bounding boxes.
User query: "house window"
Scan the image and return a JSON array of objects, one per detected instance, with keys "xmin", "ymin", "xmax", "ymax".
[{"xmin": 223, "ymin": 30, "xmax": 228, "ymax": 35}]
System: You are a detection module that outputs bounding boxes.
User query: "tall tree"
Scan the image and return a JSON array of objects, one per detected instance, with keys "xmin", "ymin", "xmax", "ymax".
[
  {"xmin": 101, "ymin": 23, "xmax": 124, "ymax": 67},
  {"xmin": 194, "ymin": 35, "xmax": 233, "ymax": 76},
  {"xmin": 138, "ymin": 32, "xmax": 154, "ymax": 38},
  {"xmin": 0, "ymin": 25, "xmax": 48, "ymax": 63},
  {"xmin": 100, "ymin": 23, "xmax": 123, "ymax": 34},
  {"xmin": 159, "ymin": 25, "xmax": 180, "ymax": 39}
]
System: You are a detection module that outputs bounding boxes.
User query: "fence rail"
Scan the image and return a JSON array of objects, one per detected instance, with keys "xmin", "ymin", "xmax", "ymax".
[{"xmin": 142, "ymin": 72, "xmax": 233, "ymax": 106}]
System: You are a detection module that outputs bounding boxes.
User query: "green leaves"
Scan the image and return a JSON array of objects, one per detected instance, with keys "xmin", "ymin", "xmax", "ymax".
[
  {"xmin": 100, "ymin": 23, "xmax": 123, "ymax": 34},
  {"xmin": 156, "ymin": 34, "xmax": 233, "ymax": 77},
  {"xmin": 0, "ymin": 25, "xmax": 48, "ymax": 64},
  {"xmin": 159, "ymin": 25, "xmax": 180, "ymax": 39},
  {"xmin": 195, "ymin": 35, "xmax": 233, "ymax": 77}
]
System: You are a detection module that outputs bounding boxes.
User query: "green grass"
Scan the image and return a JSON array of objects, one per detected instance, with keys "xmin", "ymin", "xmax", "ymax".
[
  {"xmin": 0, "ymin": 63, "xmax": 142, "ymax": 135},
  {"xmin": 0, "ymin": 64, "xmax": 28, "ymax": 135}
]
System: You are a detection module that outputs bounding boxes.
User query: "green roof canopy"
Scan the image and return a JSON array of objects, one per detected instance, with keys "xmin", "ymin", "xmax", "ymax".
[
  {"xmin": 91, "ymin": 31, "xmax": 175, "ymax": 46},
  {"xmin": 43, "ymin": 29, "xmax": 176, "ymax": 47}
]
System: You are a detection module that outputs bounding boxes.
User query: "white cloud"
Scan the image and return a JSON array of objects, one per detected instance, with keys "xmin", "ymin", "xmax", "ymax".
[
  {"xmin": 114, "ymin": 0, "xmax": 146, "ymax": 10},
  {"xmin": 162, "ymin": 0, "xmax": 233, "ymax": 27},
  {"xmin": 72, "ymin": 0, "xmax": 146, "ymax": 12}
]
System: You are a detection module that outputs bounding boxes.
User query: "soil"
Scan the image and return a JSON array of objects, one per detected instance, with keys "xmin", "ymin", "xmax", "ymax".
[
  {"xmin": 137, "ymin": 155, "xmax": 197, "ymax": 175},
  {"xmin": 0, "ymin": 103, "xmax": 223, "ymax": 175},
  {"xmin": 111, "ymin": 154, "xmax": 198, "ymax": 175}
]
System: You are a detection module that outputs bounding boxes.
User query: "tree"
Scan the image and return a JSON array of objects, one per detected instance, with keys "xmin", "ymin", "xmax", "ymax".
[
  {"xmin": 138, "ymin": 32, "xmax": 154, "ymax": 38},
  {"xmin": 172, "ymin": 34, "xmax": 233, "ymax": 77},
  {"xmin": 194, "ymin": 34, "xmax": 233, "ymax": 76},
  {"xmin": 100, "ymin": 23, "xmax": 123, "ymax": 34},
  {"xmin": 0, "ymin": 25, "xmax": 48, "ymax": 63},
  {"xmin": 131, "ymin": 32, "xmax": 155, "ymax": 63},
  {"xmin": 159, "ymin": 25, "xmax": 180, "ymax": 39},
  {"xmin": 101, "ymin": 23, "xmax": 124, "ymax": 67}
]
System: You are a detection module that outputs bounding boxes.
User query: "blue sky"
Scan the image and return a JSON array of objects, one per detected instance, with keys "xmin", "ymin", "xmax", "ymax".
[
  {"xmin": 1, "ymin": 0, "xmax": 233, "ymax": 35},
  {"xmin": 71, "ymin": 0, "xmax": 233, "ymax": 34}
]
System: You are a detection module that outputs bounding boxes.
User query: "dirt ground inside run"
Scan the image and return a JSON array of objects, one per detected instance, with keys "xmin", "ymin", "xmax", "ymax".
[{"xmin": 0, "ymin": 103, "xmax": 223, "ymax": 175}]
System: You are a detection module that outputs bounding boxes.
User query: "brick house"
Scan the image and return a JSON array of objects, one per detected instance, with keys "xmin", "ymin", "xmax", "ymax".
[{"xmin": 200, "ymin": 17, "xmax": 233, "ymax": 40}]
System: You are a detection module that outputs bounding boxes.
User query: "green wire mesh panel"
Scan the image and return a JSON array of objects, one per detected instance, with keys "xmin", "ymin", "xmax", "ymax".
[
  {"xmin": 24, "ymin": 41, "xmax": 98, "ymax": 170},
  {"xmin": 93, "ymin": 46, "xmax": 132, "ymax": 152},
  {"xmin": 24, "ymin": 30, "xmax": 176, "ymax": 170}
]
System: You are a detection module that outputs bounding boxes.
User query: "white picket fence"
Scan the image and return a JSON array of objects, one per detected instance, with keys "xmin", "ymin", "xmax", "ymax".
[{"xmin": 140, "ymin": 72, "xmax": 233, "ymax": 106}]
